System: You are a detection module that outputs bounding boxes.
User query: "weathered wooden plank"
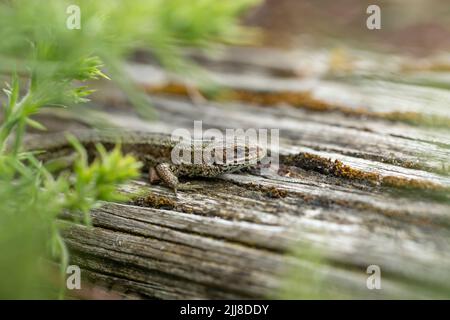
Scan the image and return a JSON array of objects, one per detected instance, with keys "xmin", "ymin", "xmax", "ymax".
[
  {"xmin": 32, "ymin": 47, "xmax": 450, "ymax": 299},
  {"xmin": 125, "ymin": 61, "xmax": 450, "ymax": 121},
  {"xmin": 61, "ymin": 182, "xmax": 450, "ymax": 298}
]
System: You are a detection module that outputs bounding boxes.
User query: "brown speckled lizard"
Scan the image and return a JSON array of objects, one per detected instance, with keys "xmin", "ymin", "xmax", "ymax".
[{"xmin": 23, "ymin": 130, "xmax": 265, "ymax": 192}]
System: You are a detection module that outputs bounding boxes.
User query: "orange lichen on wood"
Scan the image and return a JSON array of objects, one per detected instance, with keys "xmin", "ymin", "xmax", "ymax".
[
  {"xmin": 282, "ymin": 153, "xmax": 448, "ymax": 194},
  {"xmin": 132, "ymin": 193, "xmax": 177, "ymax": 209},
  {"xmin": 144, "ymin": 83, "xmax": 191, "ymax": 96},
  {"xmin": 143, "ymin": 82, "xmax": 450, "ymax": 128},
  {"xmin": 282, "ymin": 153, "xmax": 380, "ymax": 185}
]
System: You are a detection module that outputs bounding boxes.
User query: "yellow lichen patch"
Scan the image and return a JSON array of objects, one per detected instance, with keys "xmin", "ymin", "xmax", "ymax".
[
  {"xmin": 226, "ymin": 90, "xmax": 450, "ymax": 128},
  {"xmin": 144, "ymin": 82, "xmax": 191, "ymax": 96},
  {"xmin": 243, "ymin": 182, "xmax": 288, "ymax": 199},
  {"xmin": 142, "ymin": 82, "xmax": 450, "ymax": 128},
  {"xmin": 381, "ymin": 176, "xmax": 444, "ymax": 191},
  {"xmin": 282, "ymin": 152, "xmax": 449, "ymax": 195},
  {"xmin": 132, "ymin": 193, "xmax": 177, "ymax": 209},
  {"xmin": 221, "ymin": 90, "xmax": 337, "ymax": 112},
  {"xmin": 263, "ymin": 186, "xmax": 288, "ymax": 198},
  {"xmin": 332, "ymin": 159, "xmax": 380, "ymax": 183},
  {"xmin": 328, "ymin": 47, "xmax": 355, "ymax": 74},
  {"xmin": 282, "ymin": 153, "xmax": 380, "ymax": 185}
]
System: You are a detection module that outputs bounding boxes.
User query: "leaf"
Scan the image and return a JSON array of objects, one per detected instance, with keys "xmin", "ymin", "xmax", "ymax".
[
  {"xmin": 9, "ymin": 73, "xmax": 20, "ymax": 110},
  {"xmin": 25, "ymin": 118, "xmax": 47, "ymax": 131}
]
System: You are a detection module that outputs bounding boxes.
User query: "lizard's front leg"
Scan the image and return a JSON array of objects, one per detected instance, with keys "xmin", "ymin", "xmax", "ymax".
[
  {"xmin": 150, "ymin": 163, "xmax": 201, "ymax": 193},
  {"xmin": 154, "ymin": 163, "xmax": 179, "ymax": 191}
]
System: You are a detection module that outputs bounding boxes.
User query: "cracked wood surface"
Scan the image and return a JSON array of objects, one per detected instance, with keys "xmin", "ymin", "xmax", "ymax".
[{"xmin": 44, "ymin": 47, "xmax": 450, "ymax": 299}]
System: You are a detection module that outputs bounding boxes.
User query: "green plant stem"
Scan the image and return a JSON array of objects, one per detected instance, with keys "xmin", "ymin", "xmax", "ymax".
[{"xmin": 0, "ymin": 92, "xmax": 31, "ymax": 154}]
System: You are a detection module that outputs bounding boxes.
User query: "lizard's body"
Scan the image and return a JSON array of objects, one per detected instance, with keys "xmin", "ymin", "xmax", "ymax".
[{"xmin": 24, "ymin": 130, "xmax": 265, "ymax": 191}]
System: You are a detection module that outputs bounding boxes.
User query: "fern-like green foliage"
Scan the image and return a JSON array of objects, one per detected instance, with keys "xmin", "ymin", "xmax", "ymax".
[
  {"xmin": 0, "ymin": 0, "xmax": 259, "ymax": 299},
  {"xmin": 0, "ymin": 0, "xmax": 259, "ymax": 116},
  {"xmin": 0, "ymin": 74, "xmax": 141, "ymax": 298}
]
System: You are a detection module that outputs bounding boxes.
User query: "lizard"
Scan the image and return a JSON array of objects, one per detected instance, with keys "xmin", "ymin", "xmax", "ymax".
[{"xmin": 23, "ymin": 129, "xmax": 266, "ymax": 192}]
